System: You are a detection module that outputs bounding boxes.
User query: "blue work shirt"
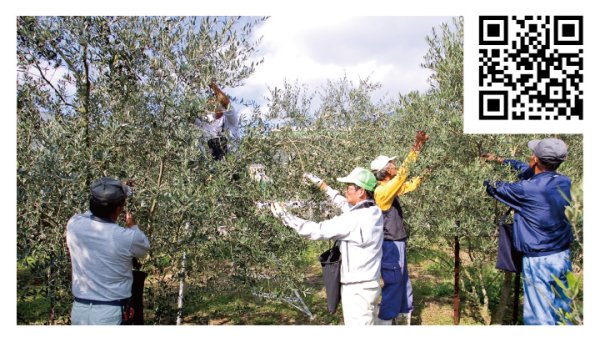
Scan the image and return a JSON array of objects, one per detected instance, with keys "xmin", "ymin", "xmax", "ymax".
[{"xmin": 486, "ymin": 160, "xmax": 573, "ymax": 257}]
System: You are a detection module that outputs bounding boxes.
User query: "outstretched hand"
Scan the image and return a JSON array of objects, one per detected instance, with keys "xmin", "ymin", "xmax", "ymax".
[
  {"xmin": 125, "ymin": 211, "xmax": 136, "ymax": 228},
  {"xmin": 303, "ymin": 172, "xmax": 323, "ymax": 186},
  {"xmin": 208, "ymin": 80, "xmax": 230, "ymax": 109},
  {"xmin": 270, "ymin": 202, "xmax": 288, "ymax": 219},
  {"xmin": 481, "ymin": 153, "xmax": 504, "ymax": 164},
  {"xmin": 413, "ymin": 130, "xmax": 429, "ymax": 151}
]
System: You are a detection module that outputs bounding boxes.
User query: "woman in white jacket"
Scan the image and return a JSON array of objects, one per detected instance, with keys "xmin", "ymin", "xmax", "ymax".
[{"xmin": 271, "ymin": 167, "xmax": 384, "ymax": 325}]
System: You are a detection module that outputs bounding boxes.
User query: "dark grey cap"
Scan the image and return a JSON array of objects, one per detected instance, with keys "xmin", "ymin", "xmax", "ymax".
[
  {"xmin": 527, "ymin": 138, "xmax": 568, "ymax": 162},
  {"xmin": 90, "ymin": 177, "xmax": 132, "ymax": 205}
]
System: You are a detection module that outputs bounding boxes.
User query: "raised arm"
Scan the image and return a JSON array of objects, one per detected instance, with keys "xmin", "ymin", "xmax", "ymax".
[
  {"xmin": 482, "ymin": 153, "xmax": 533, "ymax": 180},
  {"xmin": 270, "ymin": 202, "xmax": 363, "ymax": 243},
  {"xmin": 209, "ymin": 81, "xmax": 230, "ymax": 109},
  {"xmin": 303, "ymin": 172, "xmax": 350, "ymax": 212}
]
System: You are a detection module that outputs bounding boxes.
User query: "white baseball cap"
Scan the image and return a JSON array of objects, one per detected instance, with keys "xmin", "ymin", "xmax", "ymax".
[{"xmin": 370, "ymin": 155, "xmax": 397, "ymax": 172}]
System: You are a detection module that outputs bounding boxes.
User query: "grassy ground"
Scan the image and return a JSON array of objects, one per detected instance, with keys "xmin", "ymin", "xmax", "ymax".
[
  {"xmin": 17, "ymin": 245, "xmax": 510, "ymax": 325},
  {"xmin": 409, "ymin": 247, "xmax": 483, "ymax": 325},
  {"xmin": 17, "ymin": 264, "xmax": 70, "ymax": 325},
  {"xmin": 178, "ymin": 245, "xmax": 489, "ymax": 325},
  {"xmin": 178, "ymin": 260, "xmax": 343, "ymax": 325}
]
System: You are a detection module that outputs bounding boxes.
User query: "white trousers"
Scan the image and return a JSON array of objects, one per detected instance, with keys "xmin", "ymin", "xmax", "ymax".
[{"xmin": 341, "ymin": 280, "xmax": 380, "ymax": 325}]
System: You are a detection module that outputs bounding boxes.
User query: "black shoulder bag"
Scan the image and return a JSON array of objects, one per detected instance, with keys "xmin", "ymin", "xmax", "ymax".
[
  {"xmin": 122, "ymin": 258, "xmax": 147, "ymax": 325},
  {"xmin": 318, "ymin": 240, "xmax": 341, "ymax": 314},
  {"xmin": 495, "ymin": 209, "xmax": 523, "ymax": 273}
]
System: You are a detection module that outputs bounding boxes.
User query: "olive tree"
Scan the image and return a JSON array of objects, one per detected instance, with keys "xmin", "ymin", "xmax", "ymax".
[
  {"xmin": 17, "ymin": 16, "xmax": 582, "ymax": 325},
  {"xmin": 17, "ymin": 16, "xmax": 280, "ymax": 324},
  {"xmin": 253, "ymin": 17, "xmax": 583, "ymax": 325},
  {"xmin": 396, "ymin": 17, "xmax": 583, "ymax": 324}
]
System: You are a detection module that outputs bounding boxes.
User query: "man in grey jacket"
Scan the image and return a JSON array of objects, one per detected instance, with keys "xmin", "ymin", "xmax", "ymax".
[
  {"xmin": 66, "ymin": 177, "xmax": 150, "ymax": 325},
  {"xmin": 271, "ymin": 167, "xmax": 384, "ymax": 325}
]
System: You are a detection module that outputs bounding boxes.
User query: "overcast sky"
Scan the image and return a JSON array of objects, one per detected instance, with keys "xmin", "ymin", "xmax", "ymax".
[{"xmin": 228, "ymin": 16, "xmax": 455, "ymax": 112}]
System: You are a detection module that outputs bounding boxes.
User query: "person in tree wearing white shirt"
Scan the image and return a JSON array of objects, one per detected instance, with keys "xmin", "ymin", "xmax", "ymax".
[
  {"xmin": 194, "ymin": 81, "xmax": 240, "ymax": 160},
  {"xmin": 66, "ymin": 177, "xmax": 150, "ymax": 325},
  {"xmin": 271, "ymin": 168, "xmax": 384, "ymax": 325}
]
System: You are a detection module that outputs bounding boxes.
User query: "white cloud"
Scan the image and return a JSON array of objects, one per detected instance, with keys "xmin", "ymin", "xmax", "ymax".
[
  {"xmin": 19, "ymin": 60, "xmax": 69, "ymax": 88},
  {"xmin": 229, "ymin": 16, "xmax": 454, "ymax": 108},
  {"xmin": 18, "ymin": 60, "xmax": 78, "ymax": 105}
]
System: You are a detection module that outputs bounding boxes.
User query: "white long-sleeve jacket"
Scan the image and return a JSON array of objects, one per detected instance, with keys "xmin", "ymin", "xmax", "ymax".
[
  {"xmin": 280, "ymin": 199, "xmax": 383, "ymax": 284},
  {"xmin": 323, "ymin": 186, "xmax": 351, "ymax": 213}
]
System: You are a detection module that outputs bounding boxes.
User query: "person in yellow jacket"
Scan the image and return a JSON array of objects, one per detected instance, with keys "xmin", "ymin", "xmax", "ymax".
[{"xmin": 370, "ymin": 131, "xmax": 428, "ymax": 325}]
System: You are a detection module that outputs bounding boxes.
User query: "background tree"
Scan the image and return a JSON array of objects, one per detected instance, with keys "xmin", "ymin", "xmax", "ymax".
[
  {"xmin": 16, "ymin": 16, "xmax": 287, "ymax": 324},
  {"xmin": 247, "ymin": 17, "xmax": 583, "ymax": 325},
  {"xmin": 396, "ymin": 17, "xmax": 583, "ymax": 324},
  {"xmin": 17, "ymin": 16, "xmax": 582, "ymax": 325}
]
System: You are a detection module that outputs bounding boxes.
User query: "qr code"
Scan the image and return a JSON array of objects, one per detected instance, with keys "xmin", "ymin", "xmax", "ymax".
[{"xmin": 479, "ymin": 16, "xmax": 583, "ymax": 120}]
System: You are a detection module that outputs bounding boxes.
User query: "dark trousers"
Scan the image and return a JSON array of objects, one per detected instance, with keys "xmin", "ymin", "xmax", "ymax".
[
  {"xmin": 207, "ymin": 136, "xmax": 228, "ymax": 160},
  {"xmin": 378, "ymin": 240, "xmax": 413, "ymax": 320}
]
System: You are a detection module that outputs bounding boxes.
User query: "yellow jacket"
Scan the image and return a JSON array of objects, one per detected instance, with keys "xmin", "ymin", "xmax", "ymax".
[{"xmin": 374, "ymin": 150, "xmax": 423, "ymax": 211}]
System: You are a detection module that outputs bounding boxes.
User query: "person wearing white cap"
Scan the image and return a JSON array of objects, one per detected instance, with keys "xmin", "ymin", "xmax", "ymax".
[
  {"xmin": 370, "ymin": 130, "xmax": 428, "ymax": 325},
  {"xmin": 271, "ymin": 168, "xmax": 384, "ymax": 325},
  {"xmin": 66, "ymin": 177, "xmax": 150, "ymax": 324},
  {"xmin": 483, "ymin": 138, "xmax": 574, "ymax": 325}
]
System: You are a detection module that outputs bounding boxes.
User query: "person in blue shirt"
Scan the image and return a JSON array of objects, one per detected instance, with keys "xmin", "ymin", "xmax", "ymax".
[{"xmin": 482, "ymin": 138, "xmax": 574, "ymax": 325}]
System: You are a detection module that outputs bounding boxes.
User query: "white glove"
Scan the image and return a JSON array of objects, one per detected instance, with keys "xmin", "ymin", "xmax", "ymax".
[
  {"xmin": 303, "ymin": 172, "xmax": 323, "ymax": 186},
  {"xmin": 270, "ymin": 202, "xmax": 306, "ymax": 230},
  {"xmin": 270, "ymin": 202, "xmax": 288, "ymax": 219}
]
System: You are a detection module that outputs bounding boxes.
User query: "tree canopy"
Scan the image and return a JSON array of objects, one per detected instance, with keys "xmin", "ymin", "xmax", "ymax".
[{"xmin": 17, "ymin": 16, "xmax": 582, "ymax": 325}]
